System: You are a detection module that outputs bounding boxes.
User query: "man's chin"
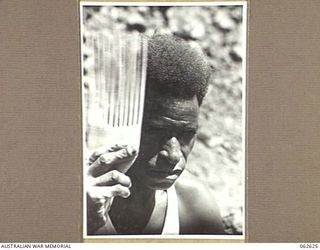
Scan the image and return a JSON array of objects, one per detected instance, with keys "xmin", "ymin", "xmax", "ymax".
[{"xmin": 146, "ymin": 180, "xmax": 175, "ymax": 191}]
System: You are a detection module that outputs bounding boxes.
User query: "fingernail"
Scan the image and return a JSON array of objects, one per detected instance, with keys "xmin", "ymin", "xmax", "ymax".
[
  {"xmin": 124, "ymin": 191, "xmax": 131, "ymax": 198},
  {"xmin": 126, "ymin": 146, "xmax": 138, "ymax": 156},
  {"xmin": 159, "ymin": 150, "xmax": 169, "ymax": 157},
  {"xmin": 110, "ymin": 144, "xmax": 127, "ymax": 152}
]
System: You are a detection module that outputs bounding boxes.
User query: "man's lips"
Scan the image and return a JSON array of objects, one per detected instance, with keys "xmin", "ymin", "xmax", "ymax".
[
  {"xmin": 146, "ymin": 167, "xmax": 183, "ymax": 183},
  {"xmin": 149, "ymin": 168, "xmax": 183, "ymax": 176}
]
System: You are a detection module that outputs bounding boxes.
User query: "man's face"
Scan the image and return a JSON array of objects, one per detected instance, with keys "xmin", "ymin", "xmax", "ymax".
[{"xmin": 130, "ymin": 92, "xmax": 200, "ymax": 190}]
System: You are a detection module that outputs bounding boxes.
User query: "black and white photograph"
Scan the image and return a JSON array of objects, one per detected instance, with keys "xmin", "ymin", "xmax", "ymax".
[{"xmin": 81, "ymin": 1, "xmax": 246, "ymax": 239}]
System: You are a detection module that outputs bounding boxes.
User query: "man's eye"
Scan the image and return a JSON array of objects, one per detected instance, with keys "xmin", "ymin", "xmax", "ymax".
[
  {"xmin": 143, "ymin": 126, "xmax": 164, "ymax": 134},
  {"xmin": 180, "ymin": 131, "xmax": 196, "ymax": 141}
]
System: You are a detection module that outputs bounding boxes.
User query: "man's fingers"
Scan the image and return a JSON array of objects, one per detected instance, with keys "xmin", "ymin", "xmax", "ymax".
[
  {"xmin": 88, "ymin": 144, "xmax": 128, "ymax": 165},
  {"xmin": 88, "ymin": 185, "xmax": 131, "ymax": 199},
  {"xmin": 88, "ymin": 155, "xmax": 113, "ymax": 177},
  {"xmin": 109, "ymin": 184, "xmax": 131, "ymax": 198},
  {"xmin": 108, "ymin": 144, "xmax": 128, "ymax": 152},
  {"xmin": 88, "ymin": 152, "xmax": 101, "ymax": 165},
  {"xmin": 94, "ymin": 170, "xmax": 132, "ymax": 188},
  {"xmin": 99, "ymin": 146, "xmax": 137, "ymax": 165},
  {"xmin": 88, "ymin": 146, "xmax": 137, "ymax": 177}
]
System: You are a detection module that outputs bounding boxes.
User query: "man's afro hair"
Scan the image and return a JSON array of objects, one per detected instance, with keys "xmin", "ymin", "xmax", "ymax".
[{"xmin": 146, "ymin": 35, "xmax": 212, "ymax": 105}]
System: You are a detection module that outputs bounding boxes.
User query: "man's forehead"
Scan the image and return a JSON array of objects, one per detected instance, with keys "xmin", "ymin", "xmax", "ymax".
[{"xmin": 144, "ymin": 94, "xmax": 200, "ymax": 122}]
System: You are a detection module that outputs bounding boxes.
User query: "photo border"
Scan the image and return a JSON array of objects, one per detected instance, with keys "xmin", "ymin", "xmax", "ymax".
[{"xmin": 80, "ymin": 0, "xmax": 247, "ymax": 241}]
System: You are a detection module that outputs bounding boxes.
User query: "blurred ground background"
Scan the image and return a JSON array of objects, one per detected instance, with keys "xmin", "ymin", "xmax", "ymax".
[{"xmin": 82, "ymin": 5, "xmax": 244, "ymax": 235}]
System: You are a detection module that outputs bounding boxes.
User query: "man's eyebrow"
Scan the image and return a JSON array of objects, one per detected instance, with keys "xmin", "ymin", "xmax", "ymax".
[{"xmin": 146, "ymin": 116, "xmax": 198, "ymax": 131}]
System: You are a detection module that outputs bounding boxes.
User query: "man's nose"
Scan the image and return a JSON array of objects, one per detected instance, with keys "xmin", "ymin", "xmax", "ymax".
[{"xmin": 158, "ymin": 137, "xmax": 182, "ymax": 166}]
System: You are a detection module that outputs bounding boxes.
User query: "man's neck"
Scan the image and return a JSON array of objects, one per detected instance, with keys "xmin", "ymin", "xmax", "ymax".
[{"xmin": 108, "ymin": 173, "xmax": 157, "ymax": 234}]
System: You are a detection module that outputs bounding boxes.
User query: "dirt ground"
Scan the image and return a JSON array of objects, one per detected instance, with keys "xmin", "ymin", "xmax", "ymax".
[{"xmin": 82, "ymin": 5, "xmax": 244, "ymax": 235}]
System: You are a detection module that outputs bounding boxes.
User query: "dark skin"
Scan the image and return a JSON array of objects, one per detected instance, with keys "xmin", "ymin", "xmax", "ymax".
[{"xmin": 86, "ymin": 91, "xmax": 225, "ymax": 235}]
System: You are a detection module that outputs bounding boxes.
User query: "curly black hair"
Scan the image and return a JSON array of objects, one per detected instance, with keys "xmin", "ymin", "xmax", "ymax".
[{"xmin": 146, "ymin": 35, "xmax": 212, "ymax": 105}]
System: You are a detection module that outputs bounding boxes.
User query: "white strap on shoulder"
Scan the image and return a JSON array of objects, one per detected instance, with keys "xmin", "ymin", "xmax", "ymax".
[{"xmin": 162, "ymin": 185, "xmax": 180, "ymax": 235}]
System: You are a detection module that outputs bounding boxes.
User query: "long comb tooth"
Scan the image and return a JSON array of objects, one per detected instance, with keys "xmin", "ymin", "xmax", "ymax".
[
  {"xmin": 93, "ymin": 34, "xmax": 97, "ymax": 111},
  {"xmin": 115, "ymin": 33, "xmax": 120, "ymax": 127},
  {"xmin": 124, "ymin": 38, "xmax": 129, "ymax": 127},
  {"xmin": 134, "ymin": 40, "xmax": 141, "ymax": 124},
  {"xmin": 93, "ymin": 35, "xmax": 99, "ymax": 114},
  {"xmin": 118, "ymin": 33, "xmax": 124, "ymax": 127},
  {"xmin": 135, "ymin": 35, "xmax": 141, "ymax": 125},
  {"xmin": 87, "ymin": 35, "xmax": 93, "ymax": 113},
  {"xmin": 127, "ymin": 36, "xmax": 135, "ymax": 126},
  {"xmin": 129, "ymin": 36, "xmax": 137, "ymax": 126},
  {"xmin": 98, "ymin": 33, "xmax": 101, "ymax": 113},
  {"xmin": 118, "ymin": 33, "xmax": 122, "ymax": 127},
  {"xmin": 104, "ymin": 33, "xmax": 108, "ymax": 125},
  {"xmin": 123, "ymin": 37, "xmax": 129, "ymax": 127},
  {"xmin": 108, "ymin": 33, "xmax": 113, "ymax": 126},
  {"xmin": 109, "ymin": 35, "xmax": 115, "ymax": 127},
  {"xmin": 134, "ymin": 37, "xmax": 141, "ymax": 125},
  {"xmin": 135, "ymin": 36, "xmax": 141, "ymax": 126},
  {"xmin": 138, "ymin": 37, "xmax": 148, "ymax": 125},
  {"xmin": 117, "ymin": 33, "xmax": 122, "ymax": 127},
  {"xmin": 105, "ymin": 33, "xmax": 111, "ymax": 126},
  {"xmin": 112, "ymin": 33, "xmax": 118, "ymax": 127},
  {"xmin": 98, "ymin": 33, "xmax": 103, "ymax": 111},
  {"xmin": 120, "ymin": 34, "xmax": 127, "ymax": 127},
  {"xmin": 116, "ymin": 33, "xmax": 121, "ymax": 127},
  {"xmin": 101, "ymin": 33, "xmax": 106, "ymax": 122},
  {"xmin": 121, "ymin": 39, "xmax": 125, "ymax": 127},
  {"xmin": 126, "ymin": 37, "xmax": 134, "ymax": 126}
]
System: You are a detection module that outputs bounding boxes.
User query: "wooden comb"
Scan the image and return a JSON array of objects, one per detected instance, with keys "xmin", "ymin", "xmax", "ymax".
[{"xmin": 83, "ymin": 31, "xmax": 148, "ymax": 171}]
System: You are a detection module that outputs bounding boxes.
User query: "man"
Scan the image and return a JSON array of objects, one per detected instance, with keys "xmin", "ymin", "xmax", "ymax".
[{"xmin": 86, "ymin": 35, "xmax": 225, "ymax": 235}]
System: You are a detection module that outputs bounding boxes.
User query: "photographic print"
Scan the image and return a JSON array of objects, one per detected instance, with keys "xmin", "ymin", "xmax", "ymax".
[{"xmin": 80, "ymin": 1, "xmax": 247, "ymax": 239}]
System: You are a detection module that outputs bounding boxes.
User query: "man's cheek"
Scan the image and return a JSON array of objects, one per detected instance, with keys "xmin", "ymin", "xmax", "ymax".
[
  {"xmin": 181, "ymin": 137, "xmax": 196, "ymax": 160},
  {"xmin": 137, "ymin": 137, "xmax": 159, "ymax": 162}
]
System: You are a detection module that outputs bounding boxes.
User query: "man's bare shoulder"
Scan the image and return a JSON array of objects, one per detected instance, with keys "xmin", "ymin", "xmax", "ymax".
[
  {"xmin": 176, "ymin": 171, "xmax": 209, "ymax": 195},
  {"xmin": 175, "ymin": 171, "xmax": 226, "ymax": 234},
  {"xmin": 175, "ymin": 170, "xmax": 218, "ymax": 206}
]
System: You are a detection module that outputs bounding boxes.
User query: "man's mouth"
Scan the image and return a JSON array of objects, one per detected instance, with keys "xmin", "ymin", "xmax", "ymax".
[
  {"xmin": 150, "ymin": 168, "xmax": 182, "ymax": 175},
  {"xmin": 147, "ymin": 168, "xmax": 183, "ymax": 182}
]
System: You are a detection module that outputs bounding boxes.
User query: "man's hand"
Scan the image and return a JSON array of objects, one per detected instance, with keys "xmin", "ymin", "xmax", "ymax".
[{"xmin": 86, "ymin": 145, "xmax": 137, "ymax": 234}]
